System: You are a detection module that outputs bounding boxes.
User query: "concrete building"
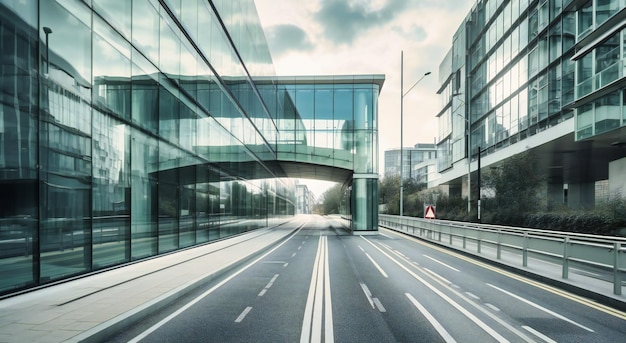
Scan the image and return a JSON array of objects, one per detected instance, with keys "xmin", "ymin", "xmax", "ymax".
[{"xmin": 436, "ymin": 0, "xmax": 626, "ymax": 209}]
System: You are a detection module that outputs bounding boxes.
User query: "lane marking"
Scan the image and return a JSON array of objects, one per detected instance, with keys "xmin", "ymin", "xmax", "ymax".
[
  {"xmin": 485, "ymin": 303, "xmax": 500, "ymax": 312},
  {"xmin": 358, "ymin": 245, "xmax": 365, "ymax": 252},
  {"xmin": 235, "ymin": 306, "xmax": 252, "ymax": 323},
  {"xmin": 301, "ymin": 235, "xmax": 333, "ymax": 343},
  {"xmin": 406, "ymin": 293, "xmax": 457, "ymax": 343},
  {"xmin": 128, "ymin": 226, "xmax": 304, "ymax": 342},
  {"xmin": 258, "ymin": 274, "xmax": 280, "ymax": 297},
  {"xmin": 423, "ymin": 254, "xmax": 460, "ymax": 272},
  {"xmin": 373, "ymin": 298, "xmax": 386, "ymax": 312},
  {"xmin": 522, "ymin": 326, "xmax": 557, "ymax": 343},
  {"xmin": 365, "ymin": 253, "xmax": 389, "ymax": 278},
  {"xmin": 487, "ymin": 283, "xmax": 594, "ymax": 332},
  {"xmin": 360, "ymin": 283, "xmax": 375, "ymax": 309},
  {"xmin": 423, "ymin": 268, "xmax": 452, "ymax": 285},
  {"xmin": 292, "ymin": 253, "xmax": 297, "ymax": 258},
  {"xmin": 381, "ymin": 227, "xmax": 626, "ymax": 320},
  {"xmin": 284, "ymin": 263, "xmax": 289, "ymax": 268},
  {"xmin": 361, "ymin": 236, "xmax": 511, "ymax": 342},
  {"xmin": 379, "ymin": 232, "xmax": 394, "ymax": 239},
  {"xmin": 465, "ymin": 292, "xmax": 480, "ymax": 301}
]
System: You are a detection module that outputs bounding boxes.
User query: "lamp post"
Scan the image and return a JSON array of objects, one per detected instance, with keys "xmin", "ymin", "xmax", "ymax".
[
  {"xmin": 452, "ymin": 93, "xmax": 471, "ymax": 215},
  {"xmin": 400, "ymin": 50, "xmax": 430, "ymax": 217}
]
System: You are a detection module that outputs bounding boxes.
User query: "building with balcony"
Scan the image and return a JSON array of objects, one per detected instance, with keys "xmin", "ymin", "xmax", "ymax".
[{"xmin": 436, "ymin": 0, "xmax": 626, "ymax": 209}]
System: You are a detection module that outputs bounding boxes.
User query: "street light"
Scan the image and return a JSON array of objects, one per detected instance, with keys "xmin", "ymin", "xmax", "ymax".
[
  {"xmin": 400, "ymin": 50, "xmax": 430, "ymax": 217},
  {"xmin": 452, "ymin": 92, "xmax": 471, "ymax": 215}
]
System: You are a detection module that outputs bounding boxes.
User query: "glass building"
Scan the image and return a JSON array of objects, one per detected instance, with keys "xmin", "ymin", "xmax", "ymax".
[
  {"xmin": 0, "ymin": 0, "xmax": 382, "ymax": 295},
  {"xmin": 436, "ymin": 0, "xmax": 626, "ymax": 208},
  {"xmin": 384, "ymin": 144, "xmax": 437, "ymax": 180}
]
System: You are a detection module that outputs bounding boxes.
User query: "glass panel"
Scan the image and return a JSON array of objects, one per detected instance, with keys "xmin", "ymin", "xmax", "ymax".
[
  {"xmin": 595, "ymin": 91, "xmax": 621, "ymax": 134},
  {"xmin": 92, "ymin": 113, "xmax": 130, "ymax": 268},
  {"xmin": 39, "ymin": 0, "xmax": 93, "ymax": 281},
  {"xmin": 577, "ymin": 0, "xmax": 593, "ymax": 39},
  {"xmin": 0, "ymin": 0, "xmax": 38, "ymax": 292},
  {"xmin": 131, "ymin": 130, "xmax": 158, "ymax": 259},
  {"xmin": 576, "ymin": 103, "xmax": 593, "ymax": 139}
]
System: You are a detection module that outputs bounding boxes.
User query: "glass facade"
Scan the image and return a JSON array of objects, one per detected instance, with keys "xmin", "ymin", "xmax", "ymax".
[
  {"xmin": 0, "ymin": 0, "xmax": 382, "ymax": 295},
  {"xmin": 438, "ymin": 0, "xmax": 578, "ymax": 172},
  {"xmin": 573, "ymin": 0, "xmax": 626, "ymax": 140}
]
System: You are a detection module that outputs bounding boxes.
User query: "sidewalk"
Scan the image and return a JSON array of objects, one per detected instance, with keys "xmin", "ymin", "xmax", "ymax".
[{"xmin": 0, "ymin": 223, "xmax": 299, "ymax": 343}]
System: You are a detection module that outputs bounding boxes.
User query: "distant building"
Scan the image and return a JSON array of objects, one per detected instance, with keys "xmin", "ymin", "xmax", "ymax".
[
  {"xmin": 384, "ymin": 143, "xmax": 438, "ymax": 181},
  {"xmin": 296, "ymin": 184, "xmax": 316, "ymax": 214},
  {"xmin": 435, "ymin": 0, "xmax": 626, "ymax": 209}
]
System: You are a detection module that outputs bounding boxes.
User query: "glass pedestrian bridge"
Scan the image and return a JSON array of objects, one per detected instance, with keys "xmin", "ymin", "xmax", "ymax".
[{"xmin": 0, "ymin": 0, "xmax": 382, "ymax": 296}]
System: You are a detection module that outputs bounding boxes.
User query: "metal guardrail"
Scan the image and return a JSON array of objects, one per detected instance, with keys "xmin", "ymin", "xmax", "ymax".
[{"xmin": 379, "ymin": 214, "xmax": 626, "ymax": 295}]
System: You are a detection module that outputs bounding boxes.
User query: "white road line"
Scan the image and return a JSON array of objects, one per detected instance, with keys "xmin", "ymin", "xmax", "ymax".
[
  {"xmin": 361, "ymin": 236, "xmax": 511, "ymax": 343},
  {"xmin": 423, "ymin": 268, "xmax": 452, "ymax": 285},
  {"xmin": 365, "ymin": 253, "xmax": 388, "ymax": 278},
  {"xmin": 324, "ymin": 236, "xmax": 334, "ymax": 343},
  {"xmin": 235, "ymin": 306, "xmax": 252, "ymax": 323},
  {"xmin": 379, "ymin": 232, "xmax": 393, "ymax": 239},
  {"xmin": 485, "ymin": 303, "xmax": 500, "ymax": 312},
  {"xmin": 301, "ymin": 236, "xmax": 333, "ymax": 343},
  {"xmin": 465, "ymin": 292, "xmax": 480, "ymax": 300},
  {"xmin": 487, "ymin": 283, "xmax": 594, "ymax": 332},
  {"xmin": 373, "ymin": 298, "xmax": 386, "ymax": 312},
  {"xmin": 360, "ymin": 283, "xmax": 375, "ymax": 309},
  {"xmin": 128, "ymin": 227, "xmax": 303, "ymax": 343},
  {"xmin": 283, "ymin": 263, "xmax": 289, "ymax": 267},
  {"xmin": 423, "ymin": 254, "xmax": 460, "ymax": 272},
  {"xmin": 406, "ymin": 293, "xmax": 457, "ymax": 343},
  {"xmin": 358, "ymin": 245, "xmax": 365, "ymax": 252},
  {"xmin": 258, "ymin": 274, "xmax": 279, "ymax": 297},
  {"xmin": 522, "ymin": 326, "xmax": 557, "ymax": 343},
  {"xmin": 292, "ymin": 253, "xmax": 297, "ymax": 258}
]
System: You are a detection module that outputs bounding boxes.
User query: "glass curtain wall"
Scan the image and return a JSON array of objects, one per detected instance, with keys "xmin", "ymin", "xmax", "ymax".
[
  {"xmin": 0, "ymin": 0, "xmax": 295, "ymax": 296},
  {"xmin": 464, "ymin": 0, "xmax": 576, "ymax": 158}
]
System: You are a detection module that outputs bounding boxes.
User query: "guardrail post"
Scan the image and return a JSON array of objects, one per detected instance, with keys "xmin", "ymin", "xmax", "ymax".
[
  {"xmin": 614, "ymin": 242, "xmax": 622, "ymax": 296},
  {"xmin": 497, "ymin": 229, "xmax": 502, "ymax": 260},
  {"xmin": 477, "ymin": 230, "xmax": 481, "ymax": 254},
  {"xmin": 562, "ymin": 236, "xmax": 570, "ymax": 279},
  {"xmin": 522, "ymin": 232, "xmax": 528, "ymax": 267},
  {"xmin": 463, "ymin": 233, "xmax": 466, "ymax": 249}
]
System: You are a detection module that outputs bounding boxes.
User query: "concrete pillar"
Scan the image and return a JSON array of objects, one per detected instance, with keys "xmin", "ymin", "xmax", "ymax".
[{"xmin": 609, "ymin": 157, "xmax": 626, "ymax": 197}]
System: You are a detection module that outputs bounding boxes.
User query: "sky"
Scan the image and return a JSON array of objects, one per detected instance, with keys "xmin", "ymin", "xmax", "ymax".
[{"xmin": 254, "ymin": 0, "xmax": 476, "ymax": 198}]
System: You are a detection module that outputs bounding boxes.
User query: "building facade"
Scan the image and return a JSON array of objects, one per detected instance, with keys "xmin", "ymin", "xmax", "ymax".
[
  {"xmin": 0, "ymin": 0, "xmax": 382, "ymax": 296},
  {"xmin": 436, "ymin": 0, "xmax": 626, "ymax": 209},
  {"xmin": 384, "ymin": 143, "xmax": 437, "ymax": 180},
  {"xmin": 295, "ymin": 184, "xmax": 316, "ymax": 214}
]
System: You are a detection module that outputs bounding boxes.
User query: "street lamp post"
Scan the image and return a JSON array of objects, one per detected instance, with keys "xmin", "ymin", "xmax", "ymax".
[{"xmin": 400, "ymin": 50, "xmax": 430, "ymax": 217}]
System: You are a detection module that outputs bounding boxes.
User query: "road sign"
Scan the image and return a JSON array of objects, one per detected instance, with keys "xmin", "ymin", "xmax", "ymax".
[{"xmin": 424, "ymin": 205, "xmax": 436, "ymax": 219}]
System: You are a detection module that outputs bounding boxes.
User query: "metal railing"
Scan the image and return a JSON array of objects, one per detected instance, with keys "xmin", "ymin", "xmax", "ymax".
[{"xmin": 379, "ymin": 214, "xmax": 626, "ymax": 295}]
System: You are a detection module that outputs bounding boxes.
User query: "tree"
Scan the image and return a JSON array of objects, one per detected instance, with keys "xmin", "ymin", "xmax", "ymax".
[
  {"xmin": 321, "ymin": 183, "xmax": 344, "ymax": 215},
  {"xmin": 482, "ymin": 151, "xmax": 546, "ymax": 223}
]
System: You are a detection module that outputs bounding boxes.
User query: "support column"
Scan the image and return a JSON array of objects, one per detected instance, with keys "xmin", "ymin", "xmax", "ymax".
[{"xmin": 351, "ymin": 174, "xmax": 378, "ymax": 234}]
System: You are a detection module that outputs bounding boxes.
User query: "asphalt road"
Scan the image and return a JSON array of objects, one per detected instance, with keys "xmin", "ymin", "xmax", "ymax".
[{"xmin": 110, "ymin": 215, "xmax": 626, "ymax": 342}]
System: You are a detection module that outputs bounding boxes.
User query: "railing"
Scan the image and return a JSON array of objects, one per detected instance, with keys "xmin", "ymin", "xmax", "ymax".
[{"xmin": 379, "ymin": 214, "xmax": 626, "ymax": 295}]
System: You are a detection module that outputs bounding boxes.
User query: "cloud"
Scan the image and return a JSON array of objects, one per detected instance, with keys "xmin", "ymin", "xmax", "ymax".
[
  {"xmin": 265, "ymin": 24, "xmax": 314, "ymax": 56},
  {"xmin": 313, "ymin": 0, "xmax": 408, "ymax": 45}
]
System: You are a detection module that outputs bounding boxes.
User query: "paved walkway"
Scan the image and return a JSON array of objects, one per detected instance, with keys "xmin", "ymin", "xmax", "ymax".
[{"xmin": 0, "ymin": 222, "xmax": 300, "ymax": 343}]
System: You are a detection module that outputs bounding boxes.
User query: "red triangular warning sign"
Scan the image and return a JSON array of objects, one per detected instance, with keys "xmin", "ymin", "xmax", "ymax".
[{"xmin": 425, "ymin": 205, "xmax": 436, "ymax": 219}]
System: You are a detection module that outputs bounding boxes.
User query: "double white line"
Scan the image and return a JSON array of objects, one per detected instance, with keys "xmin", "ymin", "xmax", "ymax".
[{"xmin": 301, "ymin": 235, "xmax": 333, "ymax": 343}]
